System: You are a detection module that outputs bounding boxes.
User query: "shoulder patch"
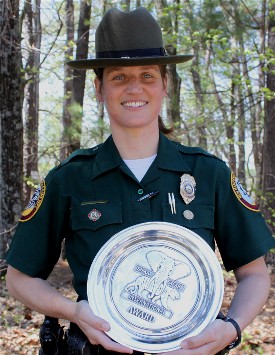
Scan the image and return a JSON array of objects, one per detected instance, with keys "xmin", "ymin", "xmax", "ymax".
[
  {"xmin": 231, "ymin": 173, "xmax": 259, "ymax": 212},
  {"xmin": 19, "ymin": 180, "xmax": 46, "ymax": 222}
]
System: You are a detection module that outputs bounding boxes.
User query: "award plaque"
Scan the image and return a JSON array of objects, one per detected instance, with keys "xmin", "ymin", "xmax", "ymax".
[{"xmin": 87, "ymin": 222, "xmax": 224, "ymax": 353}]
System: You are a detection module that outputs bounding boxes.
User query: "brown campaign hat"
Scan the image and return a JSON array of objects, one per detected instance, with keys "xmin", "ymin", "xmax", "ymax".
[{"xmin": 67, "ymin": 7, "xmax": 193, "ymax": 69}]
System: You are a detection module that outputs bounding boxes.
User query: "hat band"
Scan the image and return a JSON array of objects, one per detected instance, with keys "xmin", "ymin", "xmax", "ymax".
[{"xmin": 96, "ymin": 47, "xmax": 167, "ymax": 59}]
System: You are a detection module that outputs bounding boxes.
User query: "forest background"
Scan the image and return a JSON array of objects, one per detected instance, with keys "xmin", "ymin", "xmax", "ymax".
[{"xmin": 0, "ymin": 0, "xmax": 275, "ymax": 354}]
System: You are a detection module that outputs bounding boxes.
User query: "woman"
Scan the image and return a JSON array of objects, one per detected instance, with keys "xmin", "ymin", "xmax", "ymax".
[{"xmin": 6, "ymin": 7, "xmax": 274, "ymax": 355}]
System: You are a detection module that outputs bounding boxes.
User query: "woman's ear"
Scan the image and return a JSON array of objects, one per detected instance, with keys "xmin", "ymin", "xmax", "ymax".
[{"xmin": 94, "ymin": 78, "xmax": 104, "ymax": 102}]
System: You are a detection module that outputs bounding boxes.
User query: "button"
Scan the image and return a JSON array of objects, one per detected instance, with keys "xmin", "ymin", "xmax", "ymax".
[
  {"xmin": 138, "ymin": 189, "xmax": 143, "ymax": 195},
  {"xmin": 183, "ymin": 210, "xmax": 194, "ymax": 220}
]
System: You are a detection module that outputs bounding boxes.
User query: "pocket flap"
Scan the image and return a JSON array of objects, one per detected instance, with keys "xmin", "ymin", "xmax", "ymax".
[
  {"xmin": 163, "ymin": 204, "xmax": 214, "ymax": 229},
  {"xmin": 71, "ymin": 202, "xmax": 122, "ymax": 231}
]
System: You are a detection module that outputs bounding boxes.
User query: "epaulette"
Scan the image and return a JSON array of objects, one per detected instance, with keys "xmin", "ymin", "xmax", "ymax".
[
  {"xmin": 50, "ymin": 144, "xmax": 102, "ymax": 172},
  {"xmin": 175, "ymin": 142, "xmax": 223, "ymax": 161}
]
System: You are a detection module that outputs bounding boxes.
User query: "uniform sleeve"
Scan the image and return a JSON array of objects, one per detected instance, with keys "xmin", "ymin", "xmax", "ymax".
[
  {"xmin": 214, "ymin": 163, "xmax": 275, "ymax": 271},
  {"xmin": 5, "ymin": 170, "xmax": 71, "ymax": 279}
]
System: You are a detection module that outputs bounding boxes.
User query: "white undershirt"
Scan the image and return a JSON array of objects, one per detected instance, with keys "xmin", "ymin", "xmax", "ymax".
[{"xmin": 123, "ymin": 154, "xmax": 157, "ymax": 182}]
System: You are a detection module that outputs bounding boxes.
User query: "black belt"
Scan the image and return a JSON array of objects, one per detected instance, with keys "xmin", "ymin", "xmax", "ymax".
[{"xmin": 39, "ymin": 316, "xmax": 230, "ymax": 355}]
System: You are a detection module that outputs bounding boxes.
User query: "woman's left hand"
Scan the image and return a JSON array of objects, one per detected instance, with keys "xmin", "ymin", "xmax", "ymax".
[{"xmin": 157, "ymin": 319, "xmax": 237, "ymax": 355}]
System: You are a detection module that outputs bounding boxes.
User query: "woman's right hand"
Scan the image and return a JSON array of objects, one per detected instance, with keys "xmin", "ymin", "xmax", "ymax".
[{"xmin": 75, "ymin": 300, "xmax": 133, "ymax": 353}]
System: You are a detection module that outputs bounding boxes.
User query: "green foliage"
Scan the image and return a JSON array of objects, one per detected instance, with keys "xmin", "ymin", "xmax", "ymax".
[
  {"xmin": 240, "ymin": 332, "xmax": 265, "ymax": 353},
  {"xmin": 259, "ymin": 192, "xmax": 275, "ymax": 233},
  {"xmin": 260, "ymin": 87, "xmax": 275, "ymax": 100},
  {"xmin": 23, "ymin": 178, "xmax": 39, "ymax": 190}
]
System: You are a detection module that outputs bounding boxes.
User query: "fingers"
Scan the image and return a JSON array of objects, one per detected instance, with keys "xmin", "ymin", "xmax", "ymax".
[
  {"xmin": 180, "ymin": 332, "xmax": 215, "ymax": 350},
  {"xmin": 88, "ymin": 312, "xmax": 110, "ymax": 332},
  {"xmin": 85, "ymin": 324, "xmax": 133, "ymax": 353},
  {"xmin": 76, "ymin": 300, "xmax": 109, "ymax": 330},
  {"xmin": 86, "ymin": 326, "xmax": 133, "ymax": 353},
  {"xmin": 158, "ymin": 344, "xmax": 215, "ymax": 355},
  {"xmin": 75, "ymin": 300, "xmax": 133, "ymax": 353},
  {"xmin": 158, "ymin": 320, "xmax": 236, "ymax": 355},
  {"xmin": 158, "ymin": 349, "xmax": 187, "ymax": 355},
  {"xmin": 101, "ymin": 334, "xmax": 133, "ymax": 354}
]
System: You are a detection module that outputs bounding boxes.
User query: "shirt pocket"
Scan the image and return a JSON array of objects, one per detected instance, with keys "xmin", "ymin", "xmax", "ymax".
[
  {"xmin": 163, "ymin": 204, "xmax": 214, "ymax": 229},
  {"xmin": 70, "ymin": 201, "xmax": 122, "ymax": 231},
  {"xmin": 162, "ymin": 203, "xmax": 215, "ymax": 247}
]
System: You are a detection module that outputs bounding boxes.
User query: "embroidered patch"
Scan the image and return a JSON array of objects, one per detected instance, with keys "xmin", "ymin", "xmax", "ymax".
[
  {"xmin": 19, "ymin": 180, "xmax": 46, "ymax": 222},
  {"xmin": 88, "ymin": 209, "xmax": 102, "ymax": 222},
  {"xmin": 231, "ymin": 173, "xmax": 259, "ymax": 212}
]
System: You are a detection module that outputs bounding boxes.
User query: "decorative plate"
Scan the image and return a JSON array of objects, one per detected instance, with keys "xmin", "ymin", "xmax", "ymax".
[{"xmin": 87, "ymin": 222, "xmax": 224, "ymax": 353}]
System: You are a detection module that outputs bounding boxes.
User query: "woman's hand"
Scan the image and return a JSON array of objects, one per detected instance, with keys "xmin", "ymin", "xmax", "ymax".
[
  {"xmin": 6, "ymin": 267, "xmax": 132, "ymax": 353},
  {"xmin": 75, "ymin": 300, "xmax": 133, "ymax": 353},
  {"xmin": 157, "ymin": 319, "xmax": 237, "ymax": 355}
]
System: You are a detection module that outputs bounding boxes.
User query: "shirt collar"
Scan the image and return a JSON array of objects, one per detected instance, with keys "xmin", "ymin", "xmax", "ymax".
[
  {"xmin": 156, "ymin": 133, "xmax": 191, "ymax": 173},
  {"xmin": 92, "ymin": 135, "xmax": 122, "ymax": 180},
  {"xmin": 92, "ymin": 133, "xmax": 191, "ymax": 180}
]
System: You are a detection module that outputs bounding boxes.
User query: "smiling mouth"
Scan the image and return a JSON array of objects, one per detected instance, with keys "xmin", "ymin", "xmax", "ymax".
[{"xmin": 122, "ymin": 101, "xmax": 148, "ymax": 108}]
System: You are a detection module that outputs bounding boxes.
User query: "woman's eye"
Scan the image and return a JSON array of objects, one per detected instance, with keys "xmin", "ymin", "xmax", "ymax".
[
  {"xmin": 114, "ymin": 74, "xmax": 124, "ymax": 80},
  {"xmin": 143, "ymin": 73, "xmax": 153, "ymax": 78}
]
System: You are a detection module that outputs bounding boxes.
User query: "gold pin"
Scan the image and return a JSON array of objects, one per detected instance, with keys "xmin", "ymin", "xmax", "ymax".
[{"xmin": 180, "ymin": 174, "xmax": 196, "ymax": 205}]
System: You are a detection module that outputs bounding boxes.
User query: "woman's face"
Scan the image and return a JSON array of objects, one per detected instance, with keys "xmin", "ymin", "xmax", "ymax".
[{"xmin": 95, "ymin": 65, "xmax": 167, "ymax": 132}]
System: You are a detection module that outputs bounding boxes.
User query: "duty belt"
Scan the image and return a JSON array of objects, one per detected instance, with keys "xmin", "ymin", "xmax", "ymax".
[{"xmin": 39, "ymin": 316, "xmax": 230, "ymax": 355}]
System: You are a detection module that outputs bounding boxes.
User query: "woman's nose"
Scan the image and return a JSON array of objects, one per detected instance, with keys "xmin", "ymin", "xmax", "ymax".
[{"xmin": 126, "ymin": 77, "xmax": 143, "ymax": 94}]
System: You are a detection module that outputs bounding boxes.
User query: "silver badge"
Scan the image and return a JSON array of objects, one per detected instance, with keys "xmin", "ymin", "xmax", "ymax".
[{"xmin": 180, "ymin": 174, "xmax": 196, "ymax": 204}]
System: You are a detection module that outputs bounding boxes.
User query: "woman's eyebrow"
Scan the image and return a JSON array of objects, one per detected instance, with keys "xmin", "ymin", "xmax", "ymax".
[
  {"xmin": 106, "ymin": 66, "xmax": 159, "ymax": 74},
  {"xmin": 106, "ymin": 67, "xmax": 123, "ymax": 74}
]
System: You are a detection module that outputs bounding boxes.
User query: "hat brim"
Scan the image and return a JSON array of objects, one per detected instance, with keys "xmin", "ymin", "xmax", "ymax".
[{"xmin": 66, "ymin": 55, "xmax": 194, "ymax": 69}]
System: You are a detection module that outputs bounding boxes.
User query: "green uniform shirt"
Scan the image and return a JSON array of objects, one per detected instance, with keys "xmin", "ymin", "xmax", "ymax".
[{"xmin": 6, "ymin": 133, "xmax": 274, "ymax": 300}]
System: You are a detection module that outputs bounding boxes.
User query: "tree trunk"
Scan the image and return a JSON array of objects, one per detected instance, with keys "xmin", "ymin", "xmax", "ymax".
[
  {"xmin": 183, "ymin": 0, "xmax": 207, "ymax": 148},
  {"xmin": 70, "ymin": 0, "xmax": 92, "ymax": 152},
  {"xmin": 23, "ymin": 0, "xmax": 41, "ymax": 205},
  {"xmin": 207, "ymin": 60, "xmax": 229, "ymax": 159},
  {"xmin": 239, "ymin": 31, "xmax": 263, "ymax": 190},
  {"xmin": 155, "ymin": 0, "xmax": 182, "ymax": 129},
  {"xmin": 229, "ymin": 79, "xmax": 237, "ymax": 173},
  {"xmin": 255, "ymin": 0, "xmax": 267, "ymax": 192},
  {"xmin": 60, "ymin": 0, "xmax": 75, "ymax": 161},
  {"xmin": 262, "ymin": 1, "xmax": 275, "ymax": 237},
  {"xmin": 236, "ymin": 68, "xmax": 246, "ymax": 184},
  {"xmin": 230, "ymin": 0, "xmax": 246, "ymax": 182},
  {"xmin": 0, "ymin": 0, "xmax": 23, "ymax": 259}
]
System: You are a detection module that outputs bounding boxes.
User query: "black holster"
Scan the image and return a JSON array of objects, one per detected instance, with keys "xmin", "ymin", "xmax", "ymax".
[
  {"xmin": 64, "ymin": 323, "xmax": 93, "ymax": 355},
  {"xmin": 39, "ymin": 316, "xmax": 65, "ymax": 355},
  {"xmin": 39, "ymin": 317, "xmax": 93, "ymax": 355}
]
